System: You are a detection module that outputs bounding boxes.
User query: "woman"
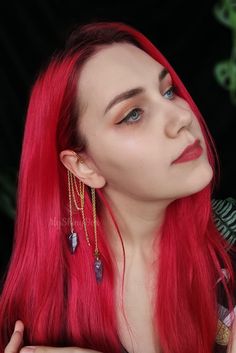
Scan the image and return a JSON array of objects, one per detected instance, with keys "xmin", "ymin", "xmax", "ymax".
[{"xmin": 1, "ymin": 21, "xmax": 236, "ymax": 353}]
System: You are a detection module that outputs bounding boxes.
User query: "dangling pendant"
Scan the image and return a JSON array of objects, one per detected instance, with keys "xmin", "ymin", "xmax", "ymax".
[
  {"xmin": 68, "ymin": 232, "xmax": 79, "ymax": 253},
  {"xmin": 94, "ymin": 256, "xmax": 103, "ymax": 283}
]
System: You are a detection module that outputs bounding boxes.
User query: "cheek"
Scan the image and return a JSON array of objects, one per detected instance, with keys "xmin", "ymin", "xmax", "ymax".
[{"xmin": 87, "ymin": 129, "xmax": 168, "ymax": 186}]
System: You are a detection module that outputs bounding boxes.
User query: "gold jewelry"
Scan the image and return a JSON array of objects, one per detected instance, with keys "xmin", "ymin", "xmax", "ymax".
[
  {"xmin": 74, "ymin": 153, "xmax": 84, "ymax": 163},
  {"xmin": 72, "ymin": 175, "xmax": 91, "ymax": 246},
  {"xmin": 67, "ymin": 169, "xmax": 79, "ymax": 253},
  {"xmin": 91, "ymin": 187, "xmax": 103, "ymax": 282},
  {"xmin": 67, "ymin": 170, "xmax": 91, "ymax": 251},
  {"xmin": 66, "ymin": 153, "xmax": 103, "ymax": 282}
]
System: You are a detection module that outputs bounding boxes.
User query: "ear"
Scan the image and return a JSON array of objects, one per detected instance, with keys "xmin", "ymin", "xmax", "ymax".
[{"xmin": 59, "ymin": 150, "xmax": 106, "ymax": 189}]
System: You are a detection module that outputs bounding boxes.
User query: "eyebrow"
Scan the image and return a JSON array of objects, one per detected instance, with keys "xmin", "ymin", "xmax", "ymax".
[{"xmin": 104, "ymin": 67, "xmax": 169, "ymax": 115}]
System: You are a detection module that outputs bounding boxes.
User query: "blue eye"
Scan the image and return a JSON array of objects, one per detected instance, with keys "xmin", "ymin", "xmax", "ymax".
[
  {"xmin": 118, "ymin": 108, "xmax": 143, "ymax": 125},
  {"xmin": 163, "ymin": 86, "xmax": 176, "ymax": 99}
]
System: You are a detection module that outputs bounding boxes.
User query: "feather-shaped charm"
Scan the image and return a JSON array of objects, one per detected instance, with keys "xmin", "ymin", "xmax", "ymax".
[
  {"xmin": 94, "ymin": 257, "xmax": 103, "ymax": 282},
  {"xmin": 68, "ymin": 232, "xmax": 79, "ymax": 253}
]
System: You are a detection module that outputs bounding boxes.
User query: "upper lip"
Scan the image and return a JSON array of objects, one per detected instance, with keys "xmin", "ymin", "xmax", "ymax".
[{"xmin": 172, "ymin": 139, "xmax": 201, "ymax": 163}]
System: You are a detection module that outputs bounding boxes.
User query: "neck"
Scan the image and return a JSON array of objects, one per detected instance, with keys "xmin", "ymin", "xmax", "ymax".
[{"xmin": 99, "ymin": 188, "xmax": 172, "ymax": 260}]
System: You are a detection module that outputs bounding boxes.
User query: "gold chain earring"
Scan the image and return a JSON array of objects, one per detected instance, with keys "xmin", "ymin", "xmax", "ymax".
[
  {"xmin": 67, "ymin": 154, "xmax": 103, "ymax": 282},
  {"xmin": 91, "ymin": 187, "xmax": 103, "ymax": 282},
  {"xmin": 72, "ymin": 175, "xmax": 91, "ymax": 247},
  {"xmin": 67, "ymin": 169, "xmax": 79, "ymax": 253}
]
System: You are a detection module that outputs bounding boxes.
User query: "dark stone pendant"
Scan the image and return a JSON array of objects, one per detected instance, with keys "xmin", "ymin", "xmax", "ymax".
[
  {"xmin": 94, "ymin": 258, "xmax": 103, "ymax": 283},
  {"xmin": 68, "ymin": 232, "xmax": 79, "ymax": 253}
]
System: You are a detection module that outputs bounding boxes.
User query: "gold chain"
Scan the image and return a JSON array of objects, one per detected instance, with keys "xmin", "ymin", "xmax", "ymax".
[
  {"xmin": 67, "ymin": 169, "xmax": 74, "ymax": 233},
  {"xmin": 71, "ymin": 172, "xmax": 91, "ymax": 246},
  {"xmin": 71, "ymin": 174, "xmax": 83, "ymax": 211},
  {"xmin": 91, "ymin": 187, "xmax": 99, "ymax": 257}
]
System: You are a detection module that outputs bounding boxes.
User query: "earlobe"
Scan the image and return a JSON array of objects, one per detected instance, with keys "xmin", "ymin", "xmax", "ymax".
[{"xmin": 59, "ymin": 149, "xmax": 106, "ymax": 189}]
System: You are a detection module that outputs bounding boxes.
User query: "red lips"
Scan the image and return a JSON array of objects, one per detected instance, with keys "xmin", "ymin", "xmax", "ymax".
[{"xmin": 172, "ymin": 139, "xmax": 203, "ymax": 164}]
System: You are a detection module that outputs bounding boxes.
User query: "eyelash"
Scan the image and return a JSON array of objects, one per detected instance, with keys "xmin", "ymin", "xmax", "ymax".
[{"xmin": 117, "ymin": 85, "xmax": 177, "ymax": 125}]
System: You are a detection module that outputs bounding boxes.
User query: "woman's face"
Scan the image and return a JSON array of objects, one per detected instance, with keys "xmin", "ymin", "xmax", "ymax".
[{"xmin": 77, "ymin": 42, "xmax": 213, "ymax": 202}]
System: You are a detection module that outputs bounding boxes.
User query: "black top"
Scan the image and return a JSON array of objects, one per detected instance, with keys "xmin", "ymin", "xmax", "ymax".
[{"xmin": 121, "ymin": 197, "xmax": 236, "ymax": 353}]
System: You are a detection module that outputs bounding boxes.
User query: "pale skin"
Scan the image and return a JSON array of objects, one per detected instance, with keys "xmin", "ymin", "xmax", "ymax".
[{"xmin": 5, "ymin": 43, "xmax": 235, "ymax": 352}]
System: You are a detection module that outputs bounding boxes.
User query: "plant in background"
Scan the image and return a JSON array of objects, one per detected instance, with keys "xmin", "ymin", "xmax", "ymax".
[
  {"xmin": 213, "ymin": 0, "xmax": 236, "ymax": 105},
  {"xmin": 0, "ymin": 168, "xmax": 17, "ymax": 220}
]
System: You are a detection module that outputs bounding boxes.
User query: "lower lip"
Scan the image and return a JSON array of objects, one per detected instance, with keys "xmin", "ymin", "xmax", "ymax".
[{"xmin": 172, "ymin": 145, "xmax": 203, "ymax": 164}]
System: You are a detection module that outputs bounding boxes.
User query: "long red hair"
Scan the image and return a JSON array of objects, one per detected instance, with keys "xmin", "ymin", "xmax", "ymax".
[{"xmin": 0, "ymin": 21, "xmax": 234, "ymax": 353}]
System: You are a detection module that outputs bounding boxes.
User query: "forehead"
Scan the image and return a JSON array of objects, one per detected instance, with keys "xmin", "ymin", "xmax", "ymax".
[{"xmin": 77, "ymin": 43, "xmax": 164, "ymax": 109}]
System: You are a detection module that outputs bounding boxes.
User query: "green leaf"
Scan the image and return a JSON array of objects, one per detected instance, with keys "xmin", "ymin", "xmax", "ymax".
[
  {"xmin": 0, "ymin": 168, "xmax": 17, "ymax": 219},
  {"xmin": 0, "ymin": 191, "xmax": 16, "ymax": 219},
  {"xmin": 214, "ymin": 1, "xmax": 236, "ymax": 29}
]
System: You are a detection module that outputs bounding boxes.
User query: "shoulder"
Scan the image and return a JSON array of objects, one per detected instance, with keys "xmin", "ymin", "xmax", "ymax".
[{"xmin": 211, "ymin": 197, "xmax": 236, "ymax": 246}]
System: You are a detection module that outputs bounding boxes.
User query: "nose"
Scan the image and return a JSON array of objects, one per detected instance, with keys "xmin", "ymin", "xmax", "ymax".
[{"xmin": 164, "ymin": 101, "xmax": 193, "ymax": 138}]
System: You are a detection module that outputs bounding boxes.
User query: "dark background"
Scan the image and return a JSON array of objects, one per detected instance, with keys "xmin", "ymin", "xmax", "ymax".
[{"xmin": 0, "ymin": 0, "xmax": 235, "ymax": 277}]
